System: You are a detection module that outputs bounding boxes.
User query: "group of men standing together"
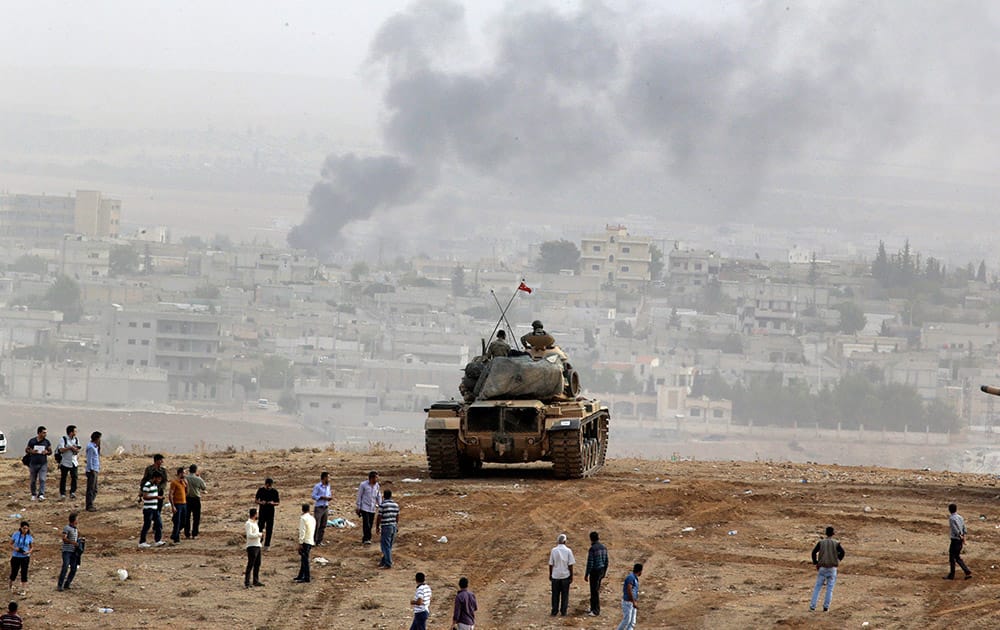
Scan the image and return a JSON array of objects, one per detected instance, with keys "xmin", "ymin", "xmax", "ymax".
[{"xmin": 24, "ymin": 425, "xmax": 102, "ymax": 511}]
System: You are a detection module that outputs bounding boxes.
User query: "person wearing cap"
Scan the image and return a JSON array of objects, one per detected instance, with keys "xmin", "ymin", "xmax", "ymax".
[
  {"xmin": 356, "ymin": 471, "xmax": 381, "ymax": 545},
  {"xmin": 255, "ymin": 478, "xmax": 280, "ymax": 550},
  {"xmin": 548, "ymin": 533, "xmax": 575, "ymax": 617}
]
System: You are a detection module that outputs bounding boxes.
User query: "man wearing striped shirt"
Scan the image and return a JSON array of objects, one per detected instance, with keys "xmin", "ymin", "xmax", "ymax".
[
  {"xmin": 375, "ymin": 489, "xmax": 400, "ymax": 568},
  {"xmin": 409, "ymin": 572, "xmax": 431, "ymax": 630},
  {"xmin": 138, "ymin": 471, "xmax": 165, "ymax": 548},
  {"xmin": 585, "ymin": 531, "xmax": 609, "ymax": 616}
]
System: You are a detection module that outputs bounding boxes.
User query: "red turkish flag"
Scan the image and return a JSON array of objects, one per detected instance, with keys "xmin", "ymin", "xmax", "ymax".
[{"xmin": 518, "ymin": 281, "xmax": 532, "ymax": 294}]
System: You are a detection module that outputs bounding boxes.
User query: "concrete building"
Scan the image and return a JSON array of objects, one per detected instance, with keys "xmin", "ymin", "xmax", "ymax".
[
  {"xmin": 0, "ymin": 308, "xmax": 62, "ymax": 350},
  {"xmin": 102, "ymin": 305, "xmax": 225, "ymax": 401},
  {"xmin": 1, "ymin": 360, "xmax": 168, "ymax": 404},
  {"xmin": 59, "ymin": 235, "xmax": 111, "ymax": 280},
  {"xmin": 73, "ymin": 190, "xmax": 121, "ymax": 238},
  {"xmin": 667, "ymin": 249, "xmax": 721, "ymax": 306},
  {"xmin": 0, "ymin": 190, "xmax": 121, "ymax": 242},
  {"xmin": 580, "ymin": 225, "xmax": 652, "ymax": 290}
]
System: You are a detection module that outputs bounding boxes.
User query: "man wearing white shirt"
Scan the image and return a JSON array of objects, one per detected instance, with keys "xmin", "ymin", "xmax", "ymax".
[
  {"xmin": 295, "ymin": 503, "xmax": 316, "ymax": 583},
  {"xmin": 410, "ymin": 572, "xmax": 432, "ymax": 630},
  {"xmin": 244, "ymin": 508, "xmax": 263, "ymax": 588},
  {"xmin": 548, "ymin": 533, "xmax": 575, "ymax": 617}
]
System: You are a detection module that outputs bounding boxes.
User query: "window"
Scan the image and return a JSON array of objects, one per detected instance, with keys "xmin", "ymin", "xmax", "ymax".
[
  {"xmin": 713, "ymin": 409, "xmax": 724, "ymax": 418},
  {"xmin": 141, "ymin": 339, "xmax": 150, "ymax": 346},
  {"xmin": 142, "ymin": 322, "xmax": 151, "ymax": 328},
  {"xmin": 88, "ymin": 252, "xmax": 100, "ymax": 259},
  {"xmin": 140, "ymin": 360, "xmax": 148, "ymax": 366},
  {"xmin": 608, "ymin": 254, "xmax": 614, "ymax": 262},
  {"xmin": 91, "ymin": 270, "xmax": 100, "ymax": 276},
  {"xmin": 622, "ymin": 246, "xmax": 630, "ymax": 253},
  {"xmin": 126, "ymin": 359, "xmax": 134, "ymax": 365},
  {"xmin": 128, "ymin": 322, "xmax": 137, "ymax": 328},
  {"xmin": 592, "ymin": 245, "xmax": 601, "ymax": 252},
  {"xmin": 694, "ymin": 263, "xmax": 703, "ymax": 271},
  {"xmin": 591, "ymin": 264, "xmax": 600, "ymax": 271},
  {"xmin": 309, "ymin": 402, "xmax": 319, "ymax": 408},
  {"xmin": 690, "ymin": 407, "xmax": 701, "ymax": 416},
  {"xmin": 127, "ymin": 339, "xmax": 136, "ymax": 345},
  {"xmin": 621, "ymin": 265, "xmax": 630, "ymax": 272}
]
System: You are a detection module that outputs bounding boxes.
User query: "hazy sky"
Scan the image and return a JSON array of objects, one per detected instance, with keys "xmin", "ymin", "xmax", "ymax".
[{"xmin": 3, "ymin": 1, "xmax": 1000, "ymax": 253}]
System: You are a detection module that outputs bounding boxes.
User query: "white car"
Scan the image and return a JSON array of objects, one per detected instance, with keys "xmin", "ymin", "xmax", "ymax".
[
  {"xmin": 256, "ymin": 398, "xmax": 270, "ymax": 409},
  {"xmin": 0, "ymin": 430, "xmax": 6, "ymax": 454}
]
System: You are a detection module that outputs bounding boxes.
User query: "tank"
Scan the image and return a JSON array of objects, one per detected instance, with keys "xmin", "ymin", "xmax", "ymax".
[{"xmin": 424, "ymin": 334, "xmax": 610, "ymax": 479}]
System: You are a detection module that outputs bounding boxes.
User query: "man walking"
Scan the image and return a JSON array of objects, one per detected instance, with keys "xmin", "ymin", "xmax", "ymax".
[
  {"xmin": 584, "ymin": 531, "xmax": 609, "ymax": 616},
  {"xmin": 185, "ymin": 464, "xmax": 206, "ymax": 539},
  {"xmin": 254, "ymin": 478, "xmax": 279, "ymax": 550},
  {"xmin": 375, "ymin": 489, "xmax": 399, "ymax": 568},
  {"xmin": 84, "ymin": 432, "xmax": 100, "ymax": 512},
  {"xmin": 25, "ymin": 426, "xmax": 52, "ymax": 501},
  {"xmin": 356, "ymin": 470, "xmax": 381, "ymax": 545},
  {"xmin": 141, "ymin": 454, "xmax": 168, "ymax": 513},
  {"xmin": 57, "ymin": 425, "xmax": 81, "ymax": 501},
  {"xmin": 311, "ymin": 472, "xmax": 332, "ymax": 546},
  {"xmin": 294, "ymin": 503, "xmax": 315, "ymax": 583},
  {"xmin": 410, "ymin": 572, "xmax": 432, "ymax": 630},
  {"xmin": 168, "ymin": 467, "xmax": 187, "ymax": 544},
  {"xmin": 946, "ymin": 503, "xmax": 973, "ymax": 580},
  {"xmin": 616, "ymin": 564, "xmax": 642, "ymax": 630},
  {"xmin": 244, "ymin": 508, "xmax": 264, "ymax": 588},
  {"xmin": 138, "ymin": 470, "xmax": 165, "ymax": 548},
  {"xmin": 452, "ymin": 576, "xmax": 477, "ymax": 630},
  {"xmin": 810, "ymin": 526, "xmax": 846, "ymax": 611},
  {"xmin": 56, "ymin": 512, "xmax": 80, "ymax": 592},
  {"xmin": 548, "ymin": 533, "xmax": 575, "ymax": 617}
]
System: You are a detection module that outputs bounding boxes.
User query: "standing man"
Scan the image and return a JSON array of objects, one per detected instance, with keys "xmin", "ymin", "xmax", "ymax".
[
  {"xmin": 616, "ymin": 563, "xmax": 642, "ymax": 630},
  {"xmin": 8, "ymin": 521, "xmax": 33, "ymax": 596},
  {"xmin": 57, "ymin": 425, "xmax": 81, "ymax": 501},
  {"xmin": 185, "ymin": 464, "xmax": 206, "ymax": 539},
  {"xmin": 410, "ymin": 572, "xmax": 432, "ymax": 630},
  {"xmin": 138, "ymin": 471, "xmax": 165, "ymax": 548},
  {"xmin": 244, "ymin": 508, "xmax": 263, "ymax": 588},
  {"xmin": 375, "ymin": 489, "xmax": 399, "ymax": 568},
  {"xmin": 254, "ymin": 478, "xmax": 279, "ymax": 550},
  {"xmin": 25, "ymin": 427, "xmax": 52, "ymax": 501},
  {"xmin": 84, "ymin": 432, "xmax": 101, "ymax": 512},
  {"xmin": 56, "ymin": 512, "xmax": 80, "ymax": 592},
  {"xmin": 168, "ymin": 467, "xmax": 187, "ymax": 544},
  {"xmin": 356, "ymin": 470, "xmax": 381, "ymax": 545},
  {"xmin": 294, "ymin": 504, "xmax": 315, "ymax": 583},
  {"xmin": 548, "ymin": 533, "xmax": 575, "ymax": 617},
  {"xmin": 946, "ymin": 503, "xmax": 973, "ymax": 580},
  {"xmin": 810, "ymin": 526, "xmax": 846, "ymax": 611},
  {"xmin": 311, "ymin": 472, "xmax": 332, "ymax": 546},
  {"xmin": 141, "ymin": 454, "xmax": 168, "ymax": 513},
  {"xmin": 452, "ymin": 576, "xmax": 477, "ymax": 630},
  {"xmin": 584, "ymin": 531, "xmax": 609, "ymax": 616}
]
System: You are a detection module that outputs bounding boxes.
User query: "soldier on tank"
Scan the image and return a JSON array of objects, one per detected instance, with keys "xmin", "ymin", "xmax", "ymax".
[
  {"xmin": 486, "ymin": 330, "xmax": 511, "ymax": 360},
  {"xmin": 521, "ymin": 320, "xmax": 549, "ymax": 349}
]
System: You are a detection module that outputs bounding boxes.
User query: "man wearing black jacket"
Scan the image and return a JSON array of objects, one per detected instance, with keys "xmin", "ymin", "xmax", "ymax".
[{"xmin": 809, "ymin": 526, "xmax": 845, "ymax": 612}]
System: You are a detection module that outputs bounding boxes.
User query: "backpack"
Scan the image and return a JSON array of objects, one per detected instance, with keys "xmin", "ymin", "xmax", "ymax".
[
  {"xmin": 55, "ymin": 437, "xmax": 66, "ymax": 464},
  {"xmin": 21, "ymin": 454, "xmax": 30, "ymax": 467}
]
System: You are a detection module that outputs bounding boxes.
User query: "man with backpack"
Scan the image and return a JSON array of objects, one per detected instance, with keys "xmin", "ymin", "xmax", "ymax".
[{"xmin": 57, "ymin": 425, "xmax": 82, "ymax": 501}]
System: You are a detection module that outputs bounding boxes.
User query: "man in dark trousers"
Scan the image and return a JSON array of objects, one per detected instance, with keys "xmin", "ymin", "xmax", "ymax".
[
  {"xmin": 945, "ymin": 503, "xmax": 972, "ymax": 580},
  {"xmin": 141, "ymin": 454, "xmax": 168, "ymax": 513},
  {"xmin": 584, "ymin": 530, "xmax": 609, "ymax": 616},
  {"xmin": 254, "ymin": 478, "xmax": 279, "ymax": 550},
  {"xmin": 809, "ymin": 526, "xmax": 845, "ymax": 611}
]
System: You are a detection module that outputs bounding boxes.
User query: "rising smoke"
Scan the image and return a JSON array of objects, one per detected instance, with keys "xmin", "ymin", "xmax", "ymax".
[{"xmin": 290, "ymin": 0, "xmax": 1000, "ymax": 253}]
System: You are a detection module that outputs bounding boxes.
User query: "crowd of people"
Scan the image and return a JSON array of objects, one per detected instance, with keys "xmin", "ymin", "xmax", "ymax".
[{"xmin": 13, "ymin": 422, "xmax": 980, "ymax": 627}]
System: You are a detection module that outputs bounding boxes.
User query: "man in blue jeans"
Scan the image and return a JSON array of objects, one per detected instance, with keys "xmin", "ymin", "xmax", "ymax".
[
  {"xmin": 810, "ymin": 526, "xmax": 846, "ymax": 611},
  {"xmin": 57, "ymin": 512, "xmax": 81, "ymax": 591},
  {"xmin": 376, "ymin": 489, "xmax": 400, "ymax": 568},
  {"xmin": 617, "ymin": 563, "xmax": 642, "ymax": 630}
]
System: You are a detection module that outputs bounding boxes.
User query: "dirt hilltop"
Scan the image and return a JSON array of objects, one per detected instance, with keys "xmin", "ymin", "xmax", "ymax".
[{"xmin": 2, "ymin": 449, "xmax": 998, "ymax": 629}]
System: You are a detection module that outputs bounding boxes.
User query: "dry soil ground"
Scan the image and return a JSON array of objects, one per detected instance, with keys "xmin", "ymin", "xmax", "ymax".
[{"xmin": 2, "ymin": 449, "xmax": 1000, "ymax": 629}]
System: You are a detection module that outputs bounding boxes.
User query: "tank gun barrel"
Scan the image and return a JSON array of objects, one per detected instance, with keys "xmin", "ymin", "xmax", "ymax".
[{"xmin": 981, "ymin": 385, "xmax": 1000, "ymax": 396}]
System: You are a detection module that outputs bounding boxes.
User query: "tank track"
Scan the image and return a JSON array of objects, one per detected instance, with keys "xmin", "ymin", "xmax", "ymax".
[
  {"xmin": 551, "ymin": 412, "xmax": 609, "ymax": 479},
  {"xmin": 426, "ymin": 430, "xmax": 461, "ymax": 478}
]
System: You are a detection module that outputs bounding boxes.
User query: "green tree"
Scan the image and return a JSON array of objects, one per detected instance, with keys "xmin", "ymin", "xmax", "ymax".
[
  {"xmin": 872, "ymin": 241, "xmax": 890, "ymax": 286},
  {"xmin": 536, "ymin": 239, "xmax": 580, "ymax": 274},
  {"xmin": 833, "ymin": 302, "xmax": 866, "ymax": 334},
  {"xmin": 278, "ymin": 390, "xmax": 299, "ymax": 414},
  {"xmin": 259, "ymin": 355, "xmax": 292, "ymax": 389},
  {"xmin": 42, "ymin": 276, "xmax": 83, "ymax": 323},
  {"xmin": 109, "ymin": 244, "xmax": 139, "ymax": 277},
  {"xmin": 193, "ymin": 284, "xmax": 221, "ymax": 299},
  {"xmin": 649, "ymin": 244, "xmax": 664, "ymax": 281},
  {"xmin": 451, "ymin": 265, "xmax": 467, "ymax": 296},
  {"xmin": 807, "ymin": 252, "xmax": 818, "ymax": 285},
  {"xmin": 12, "ymin": 254, "xmax": 47, "ymax": 276},
  {"xmin": 350, "ymin": 261, "xmax": 370, "ymax": 281},
  {"xmin": 977, "ymin": 260, "xmax": 987, "ymax": 282}
]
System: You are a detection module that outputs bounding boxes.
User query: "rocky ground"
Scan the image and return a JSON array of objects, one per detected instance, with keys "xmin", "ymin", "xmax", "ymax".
[{"xmin": 1, "ymin": 448, "xmax": 1000, "ymax": 629}]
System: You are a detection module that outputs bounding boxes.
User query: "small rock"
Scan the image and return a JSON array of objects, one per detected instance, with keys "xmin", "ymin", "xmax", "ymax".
[{"xmin": 863, "ymin": 506, "xmax": 873, "ymax": 513}]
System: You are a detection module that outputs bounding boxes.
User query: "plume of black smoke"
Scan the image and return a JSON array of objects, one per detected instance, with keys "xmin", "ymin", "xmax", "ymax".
[
  {"xmin": 290, "ymin": 0, "xmax": 1000, "ymax": 251},
  {"xmin": 287, "ymin": 153, "xmax": 423, "ymax": 255}
]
